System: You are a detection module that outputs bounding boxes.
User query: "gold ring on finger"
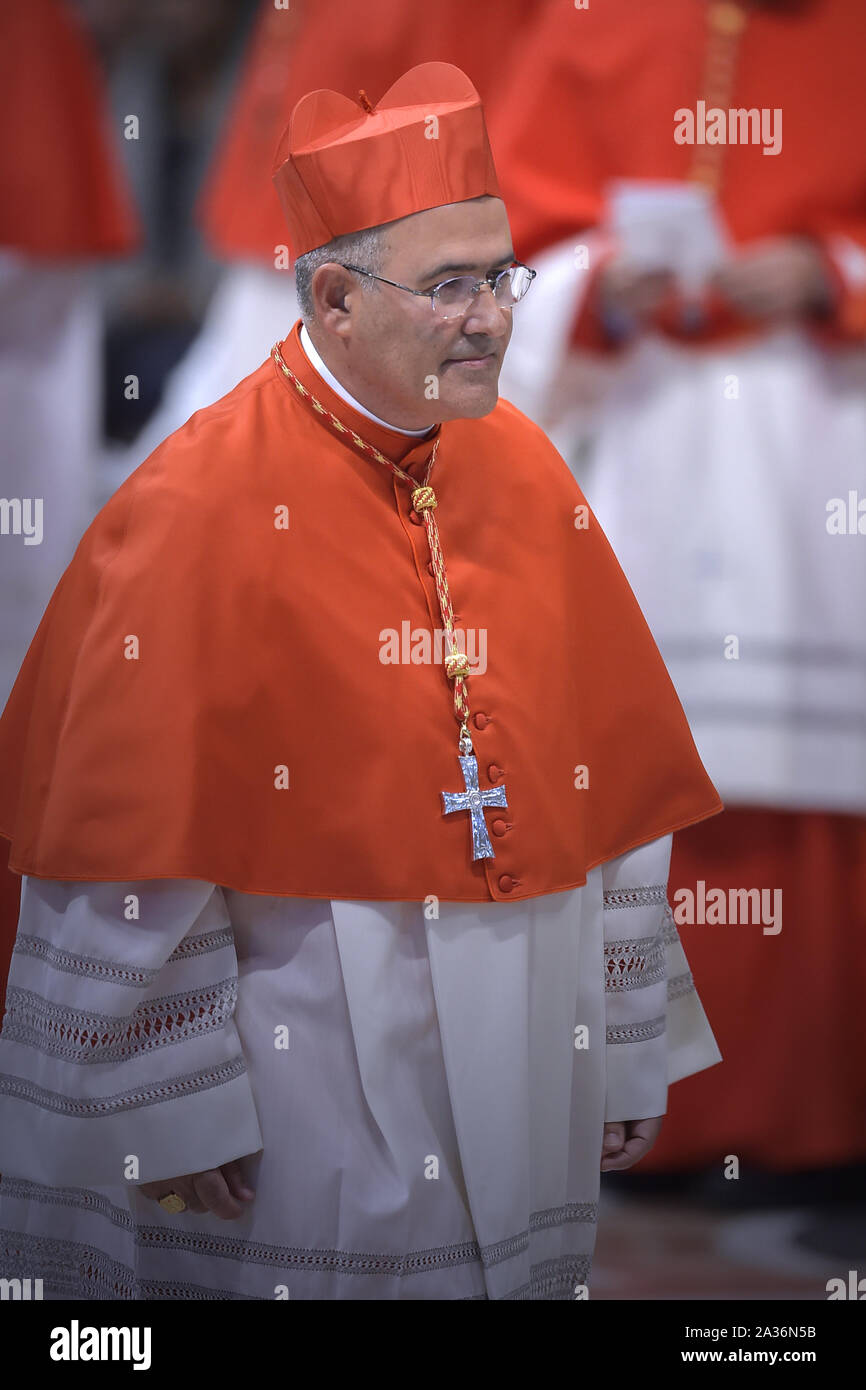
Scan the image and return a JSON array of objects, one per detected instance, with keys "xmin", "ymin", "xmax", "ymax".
[{"xmin": 158, "ymin": 1191, "xmax": 187, "ymax": 1214}]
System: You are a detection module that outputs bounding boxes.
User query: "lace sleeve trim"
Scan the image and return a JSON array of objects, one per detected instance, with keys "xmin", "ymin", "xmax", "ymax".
[
  {"xmin": 2, "ymin": 979, "xmax": 238, "ymax": 1065},
  {"xmin": 602, "ymin": 884, "xmax": 668, "ymax": 911},
  {"xmin": 11, "ymin": 929, "xmax": 234, "ymax": 988},
  {"xmin": 604, "ymin": 933, "xmax": 666, "ymax": 991},
  {"xmin": 0, "ymin": 1056, "xmax": 247, "ymax": 1116},
  {"xmin": 606, "ymin": 1015, "xmax": 666, "ymax": 1045}
]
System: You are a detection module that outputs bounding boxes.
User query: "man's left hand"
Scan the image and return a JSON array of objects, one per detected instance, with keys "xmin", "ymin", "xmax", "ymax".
[
  {"xmin": 600, "ymin": 1116, "xmax": 663, "ymax": 1172},
  {"xmin": 710, "ymin": 237, "xmax": 835, "ymax": 321}
]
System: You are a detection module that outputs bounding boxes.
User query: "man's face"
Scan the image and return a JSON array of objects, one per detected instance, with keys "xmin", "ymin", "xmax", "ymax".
[{"xmin": 318, "ymin": 196, "xmax": 515, "ymax": 430}]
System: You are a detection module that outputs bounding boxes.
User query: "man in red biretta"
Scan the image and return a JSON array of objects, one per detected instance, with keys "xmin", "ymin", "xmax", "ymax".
[{"xmin": 0, "ymin": 62, "xmax": 722, "ymax": 1300}]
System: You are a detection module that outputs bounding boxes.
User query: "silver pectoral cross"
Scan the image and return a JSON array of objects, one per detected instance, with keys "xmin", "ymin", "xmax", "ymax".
[{"xmin": 441, "ymin": 732, "xmax": 508, "ymax": 860}]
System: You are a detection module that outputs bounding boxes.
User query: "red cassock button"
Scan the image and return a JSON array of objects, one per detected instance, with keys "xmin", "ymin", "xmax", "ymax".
[
  {"xmin": 487, "ymin": 764, "xmax": 503, "ymax": 782},
  {"xmin": 427, "ymin": 560, "xmax": 435, "ymax": 576},
  {"xmin": 473, "ymin": 712, "xmax": 489, "ymax": 730},
  {"xmin": 491, "ymin": 819, "xmax": 508, "ymax": 837},
  {"xmin": 498, "ymin": 874, "xmax": 514, "ymax": 893},
  {"xmin": 409, "ymin": 509, "xmax": 424, "ymax": 526}
]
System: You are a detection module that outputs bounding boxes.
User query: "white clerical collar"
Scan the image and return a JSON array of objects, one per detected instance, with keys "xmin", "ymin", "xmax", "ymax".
[{"xmin": 299, "ymin": 322, "xmax": 435, "ymax": 438}]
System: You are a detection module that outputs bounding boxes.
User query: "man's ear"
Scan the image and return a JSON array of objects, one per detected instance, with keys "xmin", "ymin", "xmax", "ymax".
[{"xmin": 312, "ymin": 264, "xmax": 354, "ymax": 338}]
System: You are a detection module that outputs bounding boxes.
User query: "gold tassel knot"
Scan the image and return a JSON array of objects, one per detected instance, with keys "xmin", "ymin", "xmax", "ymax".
[
  {"xmin": 444, "ymin": 652, "xmax": 470, "ymax": 680},
  {"xmin": 411, "ymin": 485, "xmax": 437, "ymax": 513}
]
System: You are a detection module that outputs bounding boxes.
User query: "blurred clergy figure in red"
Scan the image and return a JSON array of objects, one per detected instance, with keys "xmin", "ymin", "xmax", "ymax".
[
  {"xmin": 0, "ymin": 0, "xmax": 138, "ymax": 1013},
  {"xmin": 493, "ymin": 0, "xmax": 866, "ymax": 1177},
  {"xmin": 0, "ymin": 0, "xmax": 138, "ymax": 704}
]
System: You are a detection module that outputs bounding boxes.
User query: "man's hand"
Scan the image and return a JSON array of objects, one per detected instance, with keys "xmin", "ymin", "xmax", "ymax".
[
  {"xmin": 710, "ymin": 236, "xmax": 835, "ymax": 321},
  {"xmin": 600, "ymin": 1116, "xmax": 663, "ymax": 1172},
  {"xmin": 139, "ymin": 1158, "xmax": 256, "ymax": 1220}
]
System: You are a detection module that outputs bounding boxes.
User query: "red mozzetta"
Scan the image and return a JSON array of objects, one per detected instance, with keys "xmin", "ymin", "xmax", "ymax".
[{"xmin": 0, "ymin": 321, "xmax": 722, "ymax": 904}]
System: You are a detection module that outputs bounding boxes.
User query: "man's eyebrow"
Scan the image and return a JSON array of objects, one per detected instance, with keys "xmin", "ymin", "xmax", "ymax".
[{"xmin": 417, "ymin": 253, "xmax": 516, "ymax": 283}]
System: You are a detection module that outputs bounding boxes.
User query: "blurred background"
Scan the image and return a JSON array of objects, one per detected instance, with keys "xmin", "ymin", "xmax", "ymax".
[{"xmin": 1, "ymin": 0, "xmax": 864, "ymax": 1299}]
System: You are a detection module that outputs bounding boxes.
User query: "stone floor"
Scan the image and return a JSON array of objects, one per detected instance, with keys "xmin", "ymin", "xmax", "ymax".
[{"xmin": 592, "ymin": 1166, "xmax": 866, "ymax": 1300}]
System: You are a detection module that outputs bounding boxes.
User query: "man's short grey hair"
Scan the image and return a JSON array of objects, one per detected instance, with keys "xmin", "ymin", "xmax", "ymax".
[{"xmin": 295, "ymin": 223, "xmax": 388, "ymax": 324}]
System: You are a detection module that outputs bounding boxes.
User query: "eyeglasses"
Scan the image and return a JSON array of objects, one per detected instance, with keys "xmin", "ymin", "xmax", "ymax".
[{"xmin": 339, "ymin": 261, "xmax": 537, "ymax": 320}]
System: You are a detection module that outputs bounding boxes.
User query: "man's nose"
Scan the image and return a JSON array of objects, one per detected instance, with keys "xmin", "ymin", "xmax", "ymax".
[{"xmin": 461, "ymin": 283, "xmax": 510, "ymax": 337}]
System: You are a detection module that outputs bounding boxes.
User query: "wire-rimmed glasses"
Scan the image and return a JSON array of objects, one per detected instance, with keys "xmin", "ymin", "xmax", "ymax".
[{"xmin": 339, "ymin": 262, "xmax": 537, "ymax": 320}]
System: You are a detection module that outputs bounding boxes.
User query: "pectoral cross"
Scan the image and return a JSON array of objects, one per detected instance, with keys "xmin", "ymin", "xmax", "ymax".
[{"xmin": 441, "ymin": 739, "xmax": 508, "ymax": 860}]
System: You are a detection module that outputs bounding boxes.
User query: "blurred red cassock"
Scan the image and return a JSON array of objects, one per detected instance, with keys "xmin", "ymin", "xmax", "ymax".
[
  {"xmin": 663, "ymin": 808, "xmax": 866, "ymax": 1172},
  {"xmin": 197, "ymin": 0, "xmax": 538, "ymax": 262},
  {"xmin": 0, "ymin": 0, "xmax": 139, "ymax": 258},
  {"xmin": 490, "ymin": 0, "xmax": 866, "ymax": 1172}
]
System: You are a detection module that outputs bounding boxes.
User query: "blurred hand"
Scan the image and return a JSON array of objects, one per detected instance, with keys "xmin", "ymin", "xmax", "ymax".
[
  {"xmin": 597, "ymin": 258, "xmax": 677, "ymax": 322},
  {"xmin": 139, "ymin": 1157, "xmax": 256, "ymax": 1220},
  {"xmin": 600, "ymin": 1116, "xmax": 664, "ymax": 1172},
  {"xmin": 710, "ymin": 237, "xmax": 835, "ymax": 321}
]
